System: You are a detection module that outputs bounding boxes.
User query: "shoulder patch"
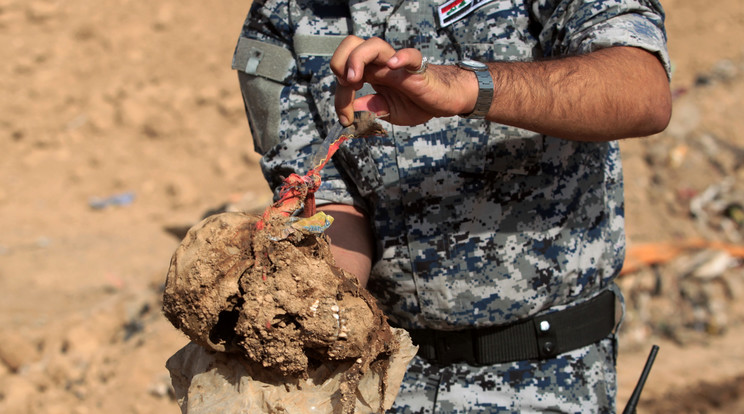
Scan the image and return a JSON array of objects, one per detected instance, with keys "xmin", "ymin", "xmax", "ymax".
[{"xmin": 437, "ymin": 0, "xmax": 496, "ymax": 28}]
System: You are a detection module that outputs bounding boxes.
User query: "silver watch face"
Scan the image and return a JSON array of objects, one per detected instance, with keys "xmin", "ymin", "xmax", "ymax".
[{"xmin": 457, "ymin": 59, "xmax": 488, "ymax": 71}]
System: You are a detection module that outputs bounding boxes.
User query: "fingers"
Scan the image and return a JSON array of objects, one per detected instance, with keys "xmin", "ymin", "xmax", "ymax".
[
  {"xmin": 330, "ymin": 35, "xmax": 365, "ymax": 85},
  {"xmin": 331, "ymin": 36, "xmax": 398, "ymax": 125},
  {"xmin": 386, "ymin": 49, "xmax": 425, "ymax": 74},
  {"xmin": 333, "ymin": 36, "xmax": 398, "ymax": 83},
  {"xmin": 331, "ymin": 36, "xmax": 365, "ymax": 125}
]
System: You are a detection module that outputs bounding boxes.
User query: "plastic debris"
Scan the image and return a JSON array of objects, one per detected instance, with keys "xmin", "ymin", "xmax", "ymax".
[{"xmin": 89, "ymin": 191, "xmax": 136, "ymax": 210}]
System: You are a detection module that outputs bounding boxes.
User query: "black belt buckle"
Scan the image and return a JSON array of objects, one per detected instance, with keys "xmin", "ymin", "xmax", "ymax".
[
  {"xmin": 534, "ymin": 316, "xmax": 560, "ymax": 359},
  {"xmin": 534, "ymin": 290, "xmax": 616, "ymax": 359}
]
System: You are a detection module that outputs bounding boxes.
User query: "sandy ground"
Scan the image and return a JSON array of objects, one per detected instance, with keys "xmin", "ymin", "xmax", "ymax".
[{"xmin": 1, "ymin": 0, "xmax": 743, "ymax": 412}]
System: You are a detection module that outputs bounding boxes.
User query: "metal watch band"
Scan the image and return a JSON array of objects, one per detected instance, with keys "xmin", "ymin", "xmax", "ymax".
[{"xmin": 464, "ymin": 69, "xmax": 494, "ymax": 118}]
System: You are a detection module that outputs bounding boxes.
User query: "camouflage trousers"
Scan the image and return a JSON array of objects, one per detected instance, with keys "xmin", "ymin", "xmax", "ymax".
[{"xmin": 389, "ymin": 336, "xmax": 618, "ymax": 413}]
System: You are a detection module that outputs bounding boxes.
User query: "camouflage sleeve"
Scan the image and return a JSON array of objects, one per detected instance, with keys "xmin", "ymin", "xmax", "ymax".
[
  {"xmin": 234, "ymin": 0, "xmax": 366, "ymax": 210},
  {"xmin": 528, "ymin": 0, "xmax": 671, "ymax": 78}
]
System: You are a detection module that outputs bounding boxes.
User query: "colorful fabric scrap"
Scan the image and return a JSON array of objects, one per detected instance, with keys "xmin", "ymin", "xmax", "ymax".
[{"xmin": 256, "ymin": 111, "xmax": 386, "ymax": 232}]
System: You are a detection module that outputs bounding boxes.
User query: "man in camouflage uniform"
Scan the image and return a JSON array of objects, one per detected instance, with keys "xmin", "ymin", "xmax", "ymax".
[{"xmin": 233, "ymin": 0, "xmax": 671, "ymax": 412}]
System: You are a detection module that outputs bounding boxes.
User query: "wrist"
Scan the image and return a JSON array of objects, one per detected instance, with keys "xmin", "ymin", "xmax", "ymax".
[
  {"xmin": 456, "ymin": 67, "xmax": 480, "ymax": 116},
  {"xmin": 455, "ymin": 60, "xmax": 493, "ymax": 119}
]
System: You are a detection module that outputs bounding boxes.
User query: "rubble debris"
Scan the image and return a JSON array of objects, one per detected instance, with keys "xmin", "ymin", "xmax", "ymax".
[
  {"xmin": 690, "ymin": 178, "xmax": 744, "ymax": 242},
  {"xmin": 619, "ymin": 242, "xmax": 744, "ymax": 348}
]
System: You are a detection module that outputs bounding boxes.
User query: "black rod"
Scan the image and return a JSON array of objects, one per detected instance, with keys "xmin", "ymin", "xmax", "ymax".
[{"xmin": 622, "ymin": 344, "xmax": 660, "ymax": 414}]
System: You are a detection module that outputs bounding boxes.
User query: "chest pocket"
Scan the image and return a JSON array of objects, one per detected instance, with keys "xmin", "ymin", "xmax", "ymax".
[
  {"xmin": 445, "ymin": 0, "xmax": 539, "ymax": 62},
  {"xmin": 441, "ymin": 0, "xmax": 544, "ymax": 175}
]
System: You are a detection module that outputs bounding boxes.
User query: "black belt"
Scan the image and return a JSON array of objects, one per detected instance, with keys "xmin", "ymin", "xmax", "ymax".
[{"xmin": 406, "ymin": 290, "xmax": 616, "ymax": 366}]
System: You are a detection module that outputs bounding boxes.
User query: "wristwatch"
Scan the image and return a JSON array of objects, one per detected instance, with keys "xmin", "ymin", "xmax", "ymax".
[{"xmin": 456, "ymin": 59, "xmax": 493, "ymax": 119}]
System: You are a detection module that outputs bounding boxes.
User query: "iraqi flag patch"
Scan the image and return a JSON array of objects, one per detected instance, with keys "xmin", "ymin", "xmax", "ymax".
[{"xmin": 437, "ymin": 0, "xmax": 495, "ymax": 28}]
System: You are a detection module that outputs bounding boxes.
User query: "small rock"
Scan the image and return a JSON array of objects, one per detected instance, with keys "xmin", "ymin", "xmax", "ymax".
[
  {"xmin": 694, "ymin": 74, "xmax": 712, "ymax": 87},
  {"xmin": 711, "ymin": 59, "xmax": 738, "ymax": 82},
  {"xmin": 117, "ymin": 98, "xmax": 149, "ymax": 128},
  {"xmin": 164, "ymin": 176, "xmax": 199, "ymax": 209},
  {"xmin": 217, "ymin": 94, "xmax": 245, "ymax": 119},
  {"xmin": 148, "ymin": 373, "xmax": 174, "ymax": 398},
  {"xmin": 141, "ymin": 112, "xmax": 179, "ymax": 139},
  {"xmin": 195, "ymin": 86, "xmax": 220, "ymax": 105},
  {"xmin": 44, "ymin": 351, "xmax": 89, "ymax": 387},
  {"xmin": 0, "ymin": 330, "xmax": 41, "ymax": 372},
  {"xmin": 0, "ymin": 375, "xmax": 37, "ymax": 412},
  {"xmin": 25, "ymin": 0, "xmax": 59, "ymax": 23},
  {"xmin": 153, "ymin": 4, "xmax": 175, "ymax": 30}
]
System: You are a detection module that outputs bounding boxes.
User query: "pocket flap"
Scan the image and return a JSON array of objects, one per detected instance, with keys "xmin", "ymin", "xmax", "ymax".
[{"xmin": 232, "ymin": 37, "xmax": 295, "ymax": 84}]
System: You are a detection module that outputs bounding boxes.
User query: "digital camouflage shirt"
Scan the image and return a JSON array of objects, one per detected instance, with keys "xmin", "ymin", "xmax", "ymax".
[{"xmin": 234, "ymin": 0, "xmax": 670, "ymax": 331}]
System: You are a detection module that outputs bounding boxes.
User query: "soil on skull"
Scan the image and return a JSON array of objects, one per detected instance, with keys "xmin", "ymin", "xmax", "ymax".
[{"xmin": 162, "ymin": 212, "xmax": 397, "ymax": 410}]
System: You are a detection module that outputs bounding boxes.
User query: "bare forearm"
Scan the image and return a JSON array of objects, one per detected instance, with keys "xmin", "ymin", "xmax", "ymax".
[
  {"xmin": 317, "ymin": 204, "xmax": 374, "ymax": 287},
  {"xmin": 479, "ymin": 47, "xmax": 672, "ymax": 141},
  {"xmin": 334, "ymin": 39, "xmax": 671, "ymax": 141}
]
